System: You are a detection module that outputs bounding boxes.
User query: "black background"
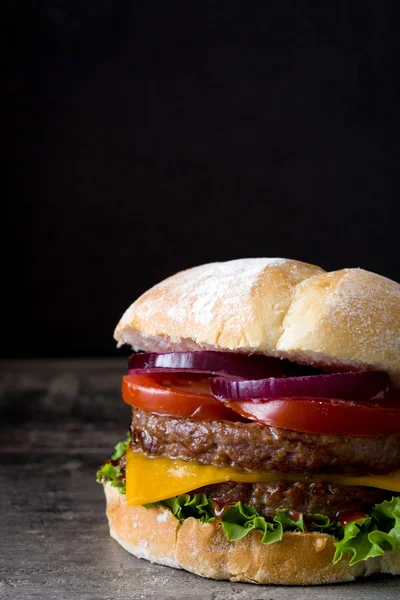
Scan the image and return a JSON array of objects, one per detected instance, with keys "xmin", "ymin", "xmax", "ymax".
[{"xmin": 5, "ymin": 1, "xmax": 399, "ymax": 358}]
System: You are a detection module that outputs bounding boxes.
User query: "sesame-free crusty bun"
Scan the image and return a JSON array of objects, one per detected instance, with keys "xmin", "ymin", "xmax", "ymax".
[
  {"xmin": 104, "ymin": 484, "xmax": 400, "ymax": 585},
  {"xmin": 114, "ymin": 258, "xmax": 400, "ymax": 386}
]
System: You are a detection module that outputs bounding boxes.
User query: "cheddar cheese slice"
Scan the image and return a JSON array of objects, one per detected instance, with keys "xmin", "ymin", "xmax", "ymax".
[{"xmin": 125, "ymin": 446, "xmax": 400, "ymax": 506}]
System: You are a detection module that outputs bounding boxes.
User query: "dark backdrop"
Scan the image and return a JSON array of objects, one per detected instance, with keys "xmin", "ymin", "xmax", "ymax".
[{"xmin": 4, "ymin": 1, "xmax": 399, "ymax": 358}]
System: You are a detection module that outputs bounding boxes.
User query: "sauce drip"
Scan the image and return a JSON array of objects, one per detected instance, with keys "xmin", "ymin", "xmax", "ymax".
[
  {"xmin": 288, "ymin": 509, "xmax": 303, "ymax": 522},
  {"xmin": 336, "ymin": 510, "xmax": 366, "ymax": 527}
]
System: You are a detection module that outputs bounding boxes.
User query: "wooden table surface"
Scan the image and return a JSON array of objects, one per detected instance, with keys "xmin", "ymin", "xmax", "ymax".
[{"xmin": 1, "ymin": 360, "xmax": 399, "ymax": 600}]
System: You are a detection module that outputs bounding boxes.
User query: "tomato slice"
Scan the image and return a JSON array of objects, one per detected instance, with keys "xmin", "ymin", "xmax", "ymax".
[
  {"xmin": 122, "ymin": 373, "xmax": 241, "ymax": 421},
  {"xmin": 227, "ymin": 396, "xmax": 400, "ymax": 436},
  {"xmin": 122, "ymin": 373, "xmax": 400, "ymax": 435}
]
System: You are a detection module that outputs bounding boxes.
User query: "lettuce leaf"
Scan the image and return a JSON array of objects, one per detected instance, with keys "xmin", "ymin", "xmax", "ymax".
[
  {"xmin": 274, "ymin": 508, "xmax": 306, "ymax": 532},
  {"xmin": 96, "ymin": 461, "xmax": 126, "ymax": 494},
  {"xmin": 309, "ymin": 513, "xmax": 343, "ymax": 536},
  {"xmin": 96, "ymin": 433, "xmax": 131, "ymax": 495},
  {"xmin": 333, "ymin": 497, "xmax": 400, "ymax": 565},
  {"xmin": 111, "ymin": 431, "xmax": 131, "ymax": 460},
  {"xmin": 145, "ymin": 493, "xmax": 215, "ymax": 523},
  {"xmin": 372, "ymin": 497, "xmax": 400, "ymax": 545},
  {"xmin": 221, "ymin": 502, "xmax": 306, "ymax": 544}
]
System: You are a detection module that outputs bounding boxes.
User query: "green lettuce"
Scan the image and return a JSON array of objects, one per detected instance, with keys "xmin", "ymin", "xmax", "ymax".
[
  {"xmin": 111, "ymin": 431, "xmax": 131, "ymax": 460},
  {"xmin": 309, "ymin": 513, "xmax": 342, "ymax": 536},
  {"xmin": 96, "ymin": 432, "xmax": 131, "ymax": 495},
  {"xmin": 96, "ymin": 461, "xmax": 126, "ymax": 495},
  {"xmin": 333, "ymin": 497, "xmax": 400, "ymax": 565},
  {"xmin": 220, "ymin": 502, "xmax": 304, "ymax": 544},
  {"xmin": 145, "ymin": 493, "xmax": 215, "ymax": 523}
]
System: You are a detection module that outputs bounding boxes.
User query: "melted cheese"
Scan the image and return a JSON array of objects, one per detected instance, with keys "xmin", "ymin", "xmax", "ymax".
[{"xmin": 125, "ymin": 447, "xmax": 400, "ymax": 506}]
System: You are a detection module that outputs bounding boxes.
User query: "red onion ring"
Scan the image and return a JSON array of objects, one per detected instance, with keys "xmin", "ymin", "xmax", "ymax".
[
  {"xmin": 128, "ymin": 351, "xmax": 315, "ymax": 380},
  {"xmin": 210, "ymin": 370, "xmax": 391, "ymax": 402}
]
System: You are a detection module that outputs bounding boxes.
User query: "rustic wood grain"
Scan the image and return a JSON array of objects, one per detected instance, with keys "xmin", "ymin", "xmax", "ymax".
[{"xmin": 0, "ymin": 360, "xmax": 399, "ymax": 599}]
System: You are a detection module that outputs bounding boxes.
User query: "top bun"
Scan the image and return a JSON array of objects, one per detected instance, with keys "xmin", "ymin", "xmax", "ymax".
[{"xmin": 114, "ymin": 258, "xmax": 400, "ymax": 387}]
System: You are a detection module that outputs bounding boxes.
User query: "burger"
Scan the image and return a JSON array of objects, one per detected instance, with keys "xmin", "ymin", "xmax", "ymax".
[{"xmin": 97, "ymin": 258, "xmax": 400, "ymax": 585}]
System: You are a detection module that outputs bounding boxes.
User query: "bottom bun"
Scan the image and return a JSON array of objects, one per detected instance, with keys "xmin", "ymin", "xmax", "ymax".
[{"xmin": 104, "ymin": 483, "xmax": 400, "ymax": 585}]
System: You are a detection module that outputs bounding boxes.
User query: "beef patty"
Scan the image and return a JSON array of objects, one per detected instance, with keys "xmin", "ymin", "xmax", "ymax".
[
  {"xmin": 131, "ymin": 407, "xmax": 400, "ymax": 474},
  {"xmin": 196, "ymin": 481, "xmax": 391, "ymax": 521}
]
